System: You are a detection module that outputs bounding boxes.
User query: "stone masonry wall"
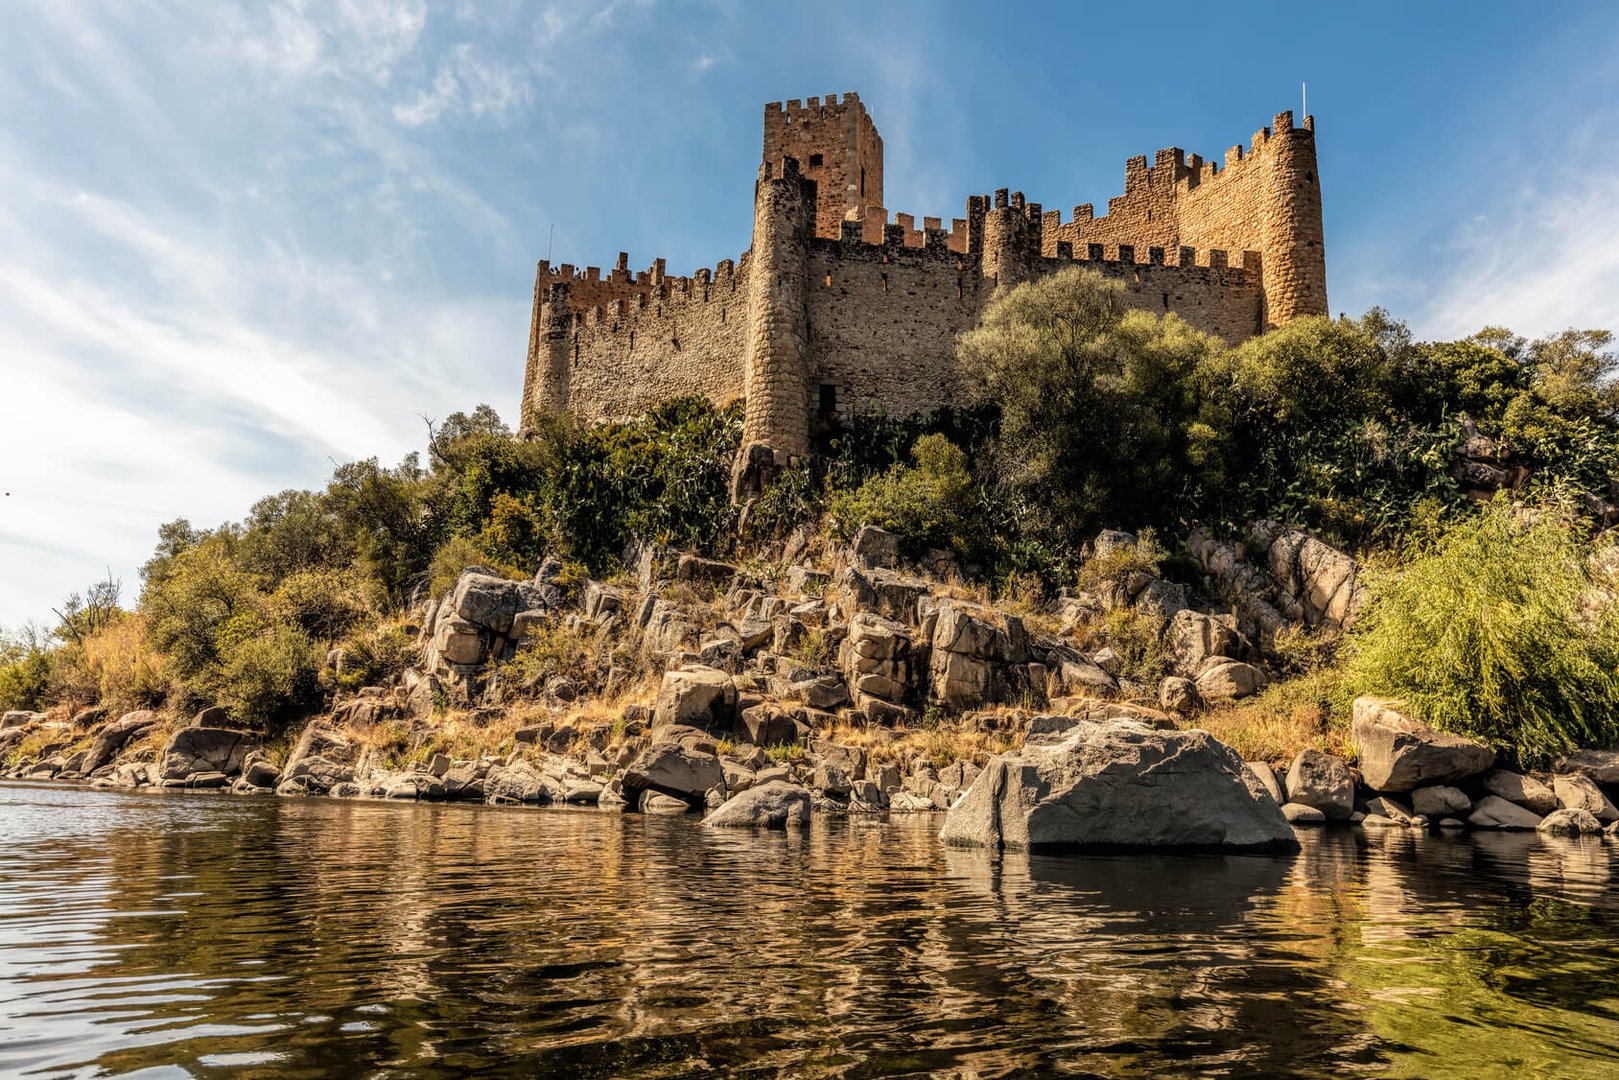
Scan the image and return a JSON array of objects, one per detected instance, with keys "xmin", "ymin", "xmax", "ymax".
[
  {"xmin": 762, "ymin": 93, "xmax": 882, "ymax": 241},
  {"xmin": 520, "ymin": 96, "xmax": 1323, "ymax": 441},
  {"xmin": 541, "ymin": 259, "xmax": 751, "ymax": 425}
]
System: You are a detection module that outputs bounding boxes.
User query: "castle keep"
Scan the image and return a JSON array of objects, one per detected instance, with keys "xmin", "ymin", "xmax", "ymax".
[{"xmin": 521, "ymin": 93, "xmax": 1327, "ymax": 496}]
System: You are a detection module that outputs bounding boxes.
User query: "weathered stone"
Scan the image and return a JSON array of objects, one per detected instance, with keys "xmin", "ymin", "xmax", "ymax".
[
  {"xmin": 1553, "ymin": 748, "xmax": 1619, "ymax": 785},
  {"xmin": 1163, "ymin": 610, "xmax": 1243, "ymax": 679},
  {"xmin": 1553, "ymin": 773, "xmax": 1619, "ymax": 823},
  {"xmin": 1244, "ymin": 761, "xmax": 1284, "ymax": 805},
  {"xmin": 1481, "ymin": 769, "xmax": 1558, "ymax": 815},
  {"xmin": 651, "ymin": 666, "xmax": 737, "ymax": 730},
  {"xmin": 80, "ymin": 711, "xmax": 159, "ymax": 774},
  {"xmin": 1194, "ymin": 659, "xmax": 1266, "ymax": 701},
  {"xmin": 1159, "ymin": 676, "xmax": 1199, "ymax": 713},
  {"xmin": 1284, "ymin": 749, "xmax": 1354, "ymax": 820},
  {"xmin": 808, "ymin": 738, "xmax": 866, "ymax": 779},
  {"xmin": 160, "ymin": 727, "xmax": 251, "ymax": 782},
  {"xmin": 1351, "ymin": 697, "xmax": 1494, "ymax": 792},
  {"xmin": 1267, "ymin": 528, "xmax": 1366, "ymax": 630},
  {"xmin": 1538, "ymin": 807, "xmax": 1604, "ymax": 836},
  {"xmin": 484, "ymin": 762, "xmax": 559, "ymax": 804},
  {"xmin": 940, "ymin": 719, "xmax": 1297, "ymax": 852},
  {"xmin": 1410, "ymin": 785, "xmax": 1471, "ymax": 819},
  {"xmin": 851, "ymin": 525, "xmax": 900, "ymax": 569},
  {"xmin": 1363, "ymin": 795, "xmax": 1412, "ymax": 824},
  {"xmin": 1467, "ymin": 795, "xmax": 1543, "ymax": 830},
  {"xmin": 639, "ymin": 789, "xmax": 694, "ymax": 814},
  {"xmin": 703, "ymin": 780, "xmax": 812, "ymax": 828},
  {"xmin": 450, "ymin": 571, "xmax": 522, "ymax": 634},
  {"xmin": 813, "ymin": 762, "xmax": 852, "ymax": 796},
  {"xmin": 1282, "ymin": 802, "xmax": 1326, "ymax": 825},
  {"xmin": 888, "ymin": 791, "xmax": 936, "ymax": 813},
  {"xmin": 622, "ymin": 743, "xmax": 724, "ymax": 803}
]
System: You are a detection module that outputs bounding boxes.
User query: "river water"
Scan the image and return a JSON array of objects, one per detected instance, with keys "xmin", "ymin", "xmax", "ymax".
[{"xmin": 2, "ymin": 782, "xmax": 1617, "ymax": 1078}]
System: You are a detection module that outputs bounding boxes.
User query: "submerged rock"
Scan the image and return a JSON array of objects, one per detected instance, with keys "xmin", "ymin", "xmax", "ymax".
[
  {"xmin": 1481, "ymin": 769, "xmax": 1558, "ymax": 815},
  {"xmin": 939, "ymin": 718, "xmax": 1297, "ymax": 852},
  {"xmin": 703, "ymin": 780, "xmax": 812, "ymax": 829},
  {"xmin": 1538, "ymin": 807, "xmax": 1604, "ymax": 836}
]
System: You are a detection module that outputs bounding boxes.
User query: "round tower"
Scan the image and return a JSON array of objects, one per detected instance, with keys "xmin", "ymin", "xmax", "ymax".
[
  {"xmin": 733, "ymin": 157, "xmax": 815, "ymax": 501},
  {"xmin": 978, "ymin": 188, "xmax": 1033, "ymax": 290},
  {"xmin": 521, "ymin": 279, "xmax": 573, "ymax": 429},
  {"xmin": 1260, "ymin": 112, "xmax": 1328, "ymax": 326}
]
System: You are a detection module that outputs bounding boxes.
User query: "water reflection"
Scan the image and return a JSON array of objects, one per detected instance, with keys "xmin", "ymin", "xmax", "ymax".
[{"xmin": 1, "ymin": 781, "xmax": 1616, "ymax": 1077}]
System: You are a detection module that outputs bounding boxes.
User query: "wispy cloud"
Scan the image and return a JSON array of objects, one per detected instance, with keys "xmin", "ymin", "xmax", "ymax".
[{"xmin": 393, "ymin": 43, "xmax": 534, "ymax": 127}]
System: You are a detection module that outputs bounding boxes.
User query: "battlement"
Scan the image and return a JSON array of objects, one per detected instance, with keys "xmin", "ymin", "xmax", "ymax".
[{"xmin": 524, "ymin": 94, "xmax": 1326, "ymax": 458}]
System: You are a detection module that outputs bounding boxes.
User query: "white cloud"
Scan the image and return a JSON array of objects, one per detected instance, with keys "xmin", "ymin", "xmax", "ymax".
[{"xmin": 393, "ymin": 43, "xmax": 534, "ymax": 127}]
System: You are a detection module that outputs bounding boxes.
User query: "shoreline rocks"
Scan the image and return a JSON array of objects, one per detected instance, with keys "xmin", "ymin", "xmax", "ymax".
[{"xmin": 939, "ymin": 717, "xmax": 1298, "ymax": 853}]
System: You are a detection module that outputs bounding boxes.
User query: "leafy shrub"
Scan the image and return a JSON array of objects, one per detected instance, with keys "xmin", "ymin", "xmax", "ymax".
[
  {"xmin": 827, "ymin": 433, "xmax": 982, "ymax": 556},
  {"xmin": 333, "ymin": 622, "xmax": 416, "ymax": 693},
  {"xmin": 1343, "ymin": 502, "xmax": 1619, "ymax": 765},
  {"xmin": 219, "ymin": 622, "xmax": 322, "ymax": 728},
  {"xmin": 0, "ymin": 627, "xmax": 51, "ymax": 712},
  {"xmin": 1073, "ymin": 529, "xmax": 1166, "ymax": 592},
  {"xmin": 501, "ymin": 623, "xmax": 600, "ymax": 694}
]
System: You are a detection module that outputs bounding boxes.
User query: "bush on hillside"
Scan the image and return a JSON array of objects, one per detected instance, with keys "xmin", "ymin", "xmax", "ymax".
[
  {"xmin": 1344, "ymin": 501, "xmax": 1619, "ymax": 765},
  {"xmin": 827, "ymin": 434, "xmax": 982, "ymax": 557}
]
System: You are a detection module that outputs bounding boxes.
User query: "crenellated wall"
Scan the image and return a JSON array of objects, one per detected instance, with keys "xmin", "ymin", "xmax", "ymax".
[{"xmin": 520, "ymin": 94, "xmax": 1327, "ymax": 485}]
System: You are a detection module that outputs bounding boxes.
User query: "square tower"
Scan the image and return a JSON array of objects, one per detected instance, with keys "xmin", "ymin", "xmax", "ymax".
[{"xmin": 762, "ymin": 92, "xmax": 883, "ymax": 240}]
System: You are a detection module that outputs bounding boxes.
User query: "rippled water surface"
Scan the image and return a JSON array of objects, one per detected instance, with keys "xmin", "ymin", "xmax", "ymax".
[{"xmin": 3, "ymin": 782, "xmax": 1619, "ymax": 1077}]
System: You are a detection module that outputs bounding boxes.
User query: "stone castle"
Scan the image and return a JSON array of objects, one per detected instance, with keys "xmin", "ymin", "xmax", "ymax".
[{"xmin": 521, "ymin": 92, "xmax": 1327, "ymax": 497}]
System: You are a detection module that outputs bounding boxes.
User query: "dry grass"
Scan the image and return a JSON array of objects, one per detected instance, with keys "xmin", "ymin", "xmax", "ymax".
[
  {"xmin": 1190, "ymin": 669, "xmax": 1353, "ymax": 766},
  {"xmin": 810, "ymin": 715, "xmax": 1016, "ymax": 770}
]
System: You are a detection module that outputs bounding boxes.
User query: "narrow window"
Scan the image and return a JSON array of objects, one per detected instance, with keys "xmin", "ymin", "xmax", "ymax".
[
  {"xmin": 819, "ymin": 383, "xmax": 838, "ymax": 415},
  {"xmin": 809, "ymin": 153, "xmax": 824, "ymax": 168},
  {"xmin": 881, "ymin": 272, "xmax": 888, "ymax": 293},
  {"xmin": 1161, "ymin": 292, "xmax": 1169, "ymax": 309},
  {"xmin": 824, "ymin": 272, "xmax": 832, "ymax": 288},
  {"xmin": 956, "ymin": 276, "xmax": 963, "ymax": 299},
  {"xmin": 860, "ymin": 168, "xmax": 866, "ymax": 197}
]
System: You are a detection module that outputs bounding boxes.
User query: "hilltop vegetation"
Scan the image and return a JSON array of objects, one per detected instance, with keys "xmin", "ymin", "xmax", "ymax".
[{"xmin": 4, "ymin": 267, "xmax": 1618, "ymax": 767}]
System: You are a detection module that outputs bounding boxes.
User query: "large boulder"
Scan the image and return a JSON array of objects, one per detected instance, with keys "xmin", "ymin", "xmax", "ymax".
[
  {"xmin": 1266, "ymin": 528, "xmax": 1367, "ymax": 630},
  {"xmin": 1410, "ymin": 785, "xmax": 1471, "ymax": 818},
  {"xmin": 450, "ymin": 571, "xmax": 522, "ymax": 634},
  {"xmin": 1481, "ymin": 769, "xmax": 1558, "ymax": 815},
  {"xmin": 1163, "ymin": 610, "xmax": 1244, "ymax": 678},
  {"xmin": 938, "ymin": 719, "xmax": 1297, "ymax": 852},
  {"xmin": 850, "ymin": 525, "xmax": 900, "ymax": 570},
  {"xmin": 1351, "ymin": 697, "xmax": 1494, "ymax": 792},
  {"xmin": 703, "ymin": 780, "xmax": 813, "ymax": 829},
  {"xmin": 1284, "ymin": 749, "xmax": 1354, "ymax": 820},
  {"xmin": 1467, "ymin": 795, "xmax": 1543, "ymax": 830},
  {"xmin": 840, "ymin": 612, "xmax": 913, "ymax": 708},
  {"xmin": 651, "ymin": 666, "xmax": 737, "ymax": 730},
  {"xmin": 80, "ymin": 711, "xmax": 160, "ymax": 774},
  {"xmin": 160, "ymin": 727, "xmax": 252, "ymax": 782},
  {"xmin": 1552, "ymin": 774, "xmax": 1619, "ymax": 823},
  {"xmin": 622, "ymin": 743, "xmax": 724, "ymax": 804},
  {"xmin": 1193, "ymin": 659, "xmax": 1266, "ymax": 702}
]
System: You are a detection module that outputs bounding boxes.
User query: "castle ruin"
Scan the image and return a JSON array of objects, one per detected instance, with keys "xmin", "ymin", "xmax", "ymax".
[{"xmin": 521, "ymin": 93, "xmax": 1327, "ymax": 497}]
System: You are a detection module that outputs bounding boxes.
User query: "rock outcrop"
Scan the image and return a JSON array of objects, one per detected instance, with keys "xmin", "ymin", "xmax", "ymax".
[
  {"xmin": 1350, "ymin": 697, "xmax": 1494, "ymax": 792},
  {"xmin": 939, "ymin": 717, "xmax": 1297, "ymax": 852},
  {"xmin": 703, "ymin": 781, "xmax": 813, "ymax": 828}
]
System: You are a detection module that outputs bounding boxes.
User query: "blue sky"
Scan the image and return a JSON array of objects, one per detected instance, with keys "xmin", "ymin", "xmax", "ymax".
[{"xmin": 4, "ymin": 0, "xmax": 1619, "ymax": 627}]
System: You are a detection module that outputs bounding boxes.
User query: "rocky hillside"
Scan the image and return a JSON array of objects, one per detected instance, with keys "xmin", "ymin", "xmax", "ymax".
[{"xmin": 6, "ymin": 521, "xmax": 1617, "ymax": 842}]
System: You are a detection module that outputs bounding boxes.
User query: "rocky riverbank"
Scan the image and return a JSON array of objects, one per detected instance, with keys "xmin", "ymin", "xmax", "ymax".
[{"xmin": 5, "ymin": 524, "xmax": 1619, "ymax": 848}]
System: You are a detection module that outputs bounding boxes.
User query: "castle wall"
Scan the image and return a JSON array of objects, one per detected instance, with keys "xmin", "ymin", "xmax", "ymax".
[
  {"xmin": 806, "ymin": 231, "xmax": 989, "ymax": 419},
  {"xmin": 537, "ymin": 259, "xmax": 751, "ymax": 427}
]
